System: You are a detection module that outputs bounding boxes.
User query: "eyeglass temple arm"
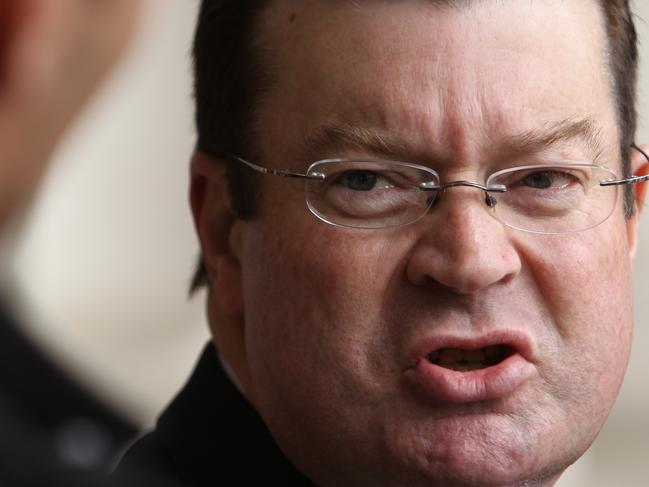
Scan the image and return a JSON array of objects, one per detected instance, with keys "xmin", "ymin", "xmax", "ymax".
[
  {"xmin": 231, "ymin": 150, "xmax": 649, "ymax": 188},
  {"xmin": 232, "ymin": 156, "xmax": 325, "ymax": 181},
  {"xmin": 600, "ymin": 144, "xmax": 649, "ymax": 187}
]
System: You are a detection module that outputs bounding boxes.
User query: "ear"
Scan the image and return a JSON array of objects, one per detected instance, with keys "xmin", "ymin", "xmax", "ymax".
[
  {"xmin": 626, "ymin": 144, "xmax": 649, "ymax": 261},
  {"xmin": 191, "ymin": 151, "xmax": 256, "ymax": 398},
  {"xmin": 190, "ymin": 151, "xmax": 257, "ymax": 396},
  {"xmin": 190, "ymin": 151, "xmax": 244, "ymax": 315}
]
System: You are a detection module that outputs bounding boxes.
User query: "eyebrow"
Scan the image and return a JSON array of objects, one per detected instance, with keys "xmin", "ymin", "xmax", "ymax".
[
  {"xmin": 298, "ymin": 123, "xmax": 410, "ymax": 163},
  {"xmin": 506, "ymin": 118, "xmax": 605, "ymax": 160},
  {"xmin": 298, "ymin": 117, "xmax": 605, "ymax": 165}
]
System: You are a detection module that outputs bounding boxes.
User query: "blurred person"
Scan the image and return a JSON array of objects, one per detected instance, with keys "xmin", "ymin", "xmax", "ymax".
[
  {"xmin": 120, "ymin": 0, "xmax": 649, "ymax": 486},
  {"xmin": 0, "ymin": 1, "xmax": 168, "ymax": 485}
]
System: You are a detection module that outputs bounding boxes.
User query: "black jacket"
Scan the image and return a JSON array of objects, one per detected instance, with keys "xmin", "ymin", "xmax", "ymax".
[
  {"xmin": 117, "ymin": 343, "xmax": 314, "ymax": 486},
  {"xmin": 0, "ymin": 300, "xmax": 171, "ymax": 487}
]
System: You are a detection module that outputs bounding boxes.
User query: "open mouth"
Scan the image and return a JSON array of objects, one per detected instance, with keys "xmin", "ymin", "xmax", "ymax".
[
  {"xmin": 426, "ymin": 345, "xmax": 514, "ymax": 372},
  {"xmin": 406, "ymin": 334, "xmax": 535, "ymax": 402}
]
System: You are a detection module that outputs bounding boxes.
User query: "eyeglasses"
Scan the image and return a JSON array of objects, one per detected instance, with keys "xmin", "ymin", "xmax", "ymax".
[{"xmin": 229, "ymin": 145, "xmax": 649, "ymax": 234}]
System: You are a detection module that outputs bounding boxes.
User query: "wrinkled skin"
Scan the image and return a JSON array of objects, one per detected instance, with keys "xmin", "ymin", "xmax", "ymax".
[{"xmin": 192, "ymin": 1, "xmax": 648, "ymax": 486}]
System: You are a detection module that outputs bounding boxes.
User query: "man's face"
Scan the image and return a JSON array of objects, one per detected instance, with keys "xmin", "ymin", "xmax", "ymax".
[{"xmin": 226, "ymin": 0, "xmax": 638, "ymax": 485}]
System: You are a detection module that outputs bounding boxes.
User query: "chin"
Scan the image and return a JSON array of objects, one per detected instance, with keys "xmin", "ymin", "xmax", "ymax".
[
  {"xmin": 376, "ymin": 416, "xmax": 584, "ymax": 487},
  {"xmin": 407, "ymin": 453, "xmax": 568, "ymax": 487}
]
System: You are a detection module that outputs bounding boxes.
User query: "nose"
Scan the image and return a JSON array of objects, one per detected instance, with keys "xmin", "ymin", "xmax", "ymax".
[{"xmin": 406, "ymin": 188, "xmax": 521, "ymax": 294}]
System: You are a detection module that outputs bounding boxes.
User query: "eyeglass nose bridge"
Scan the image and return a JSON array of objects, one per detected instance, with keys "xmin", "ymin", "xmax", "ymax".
[{"xmin": 419, "ymin": 180, "xmax": 507, "ymax": 208}]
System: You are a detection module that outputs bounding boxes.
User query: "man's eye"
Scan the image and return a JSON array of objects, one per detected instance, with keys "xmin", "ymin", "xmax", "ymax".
[
  {"xmin": 520, "ymin": 171, "xmax": 576, "ymax": 189},
  {"xmin": 339, "ymin": 170, "xmax": 390, "ymax": 191}
]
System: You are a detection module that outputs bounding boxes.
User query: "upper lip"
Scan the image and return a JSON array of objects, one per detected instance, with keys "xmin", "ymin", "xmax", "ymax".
[{"xmin": 404, "ymin": 329, "xmax": 537, "ymax": 371}]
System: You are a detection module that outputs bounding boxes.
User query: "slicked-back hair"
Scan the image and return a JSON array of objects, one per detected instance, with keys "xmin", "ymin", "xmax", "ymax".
[
  {"xmin": 600, "ymin": 0, "xmax": 639, "ymax": 202},
  {"xmin": 190, "ymin": 0, "xmax": 640, "ymax": 291},
  {"xmin": 193, "ymin": 0, "xmax": 270, "ymax": 216},
  {"xmin": 191, "ymin": 0, "xmax": 270, "ymax": 291}
]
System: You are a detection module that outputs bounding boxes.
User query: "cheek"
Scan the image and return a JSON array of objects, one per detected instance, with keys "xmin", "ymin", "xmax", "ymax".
[
  {"xmin": 239, "ymin": 217, "xmax": 415, "ymax": 470},
  {"xmin": 241, "ymin": 217, "xmax": 408, "ymax": 394},
  {"xmin": 518, "ymin": 222, "xmax": 633, "ymax": 422}
]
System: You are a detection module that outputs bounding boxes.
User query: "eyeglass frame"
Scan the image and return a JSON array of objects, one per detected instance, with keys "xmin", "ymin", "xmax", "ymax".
[{"xmin": 224, "ymin": 143, "xmax": 649, "ymax": 232}]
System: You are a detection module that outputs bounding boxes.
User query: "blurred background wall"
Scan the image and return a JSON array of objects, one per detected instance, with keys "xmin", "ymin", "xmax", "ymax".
[{"xmin": 2, "ymin": 1, "xmax": 648, "ymax": 485}]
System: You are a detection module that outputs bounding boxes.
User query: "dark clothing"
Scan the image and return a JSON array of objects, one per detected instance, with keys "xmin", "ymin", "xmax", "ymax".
[
  {"xmin": 118, "ymin": 343, "xmax": 314, "ymax": 486},
  {"xmin": 0, "ymin": 300, "xmax": 168, "ymax": 486}
]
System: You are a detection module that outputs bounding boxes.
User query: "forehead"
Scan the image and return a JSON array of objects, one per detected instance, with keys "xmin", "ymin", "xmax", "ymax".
[{"xmin": 255, "ymin": 0, "xmax": 617, "ymax": 165}]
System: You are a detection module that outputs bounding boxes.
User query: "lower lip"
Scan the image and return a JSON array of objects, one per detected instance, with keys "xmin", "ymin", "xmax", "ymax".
[{"xmin": 404, "ymin": 354, "xmax": 535, "ymax": 404}]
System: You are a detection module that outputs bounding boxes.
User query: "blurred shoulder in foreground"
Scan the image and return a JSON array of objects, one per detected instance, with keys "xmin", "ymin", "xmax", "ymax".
[{"xmin": 0, "ymin": 0, "xmax": 169, "ymax": 485}]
